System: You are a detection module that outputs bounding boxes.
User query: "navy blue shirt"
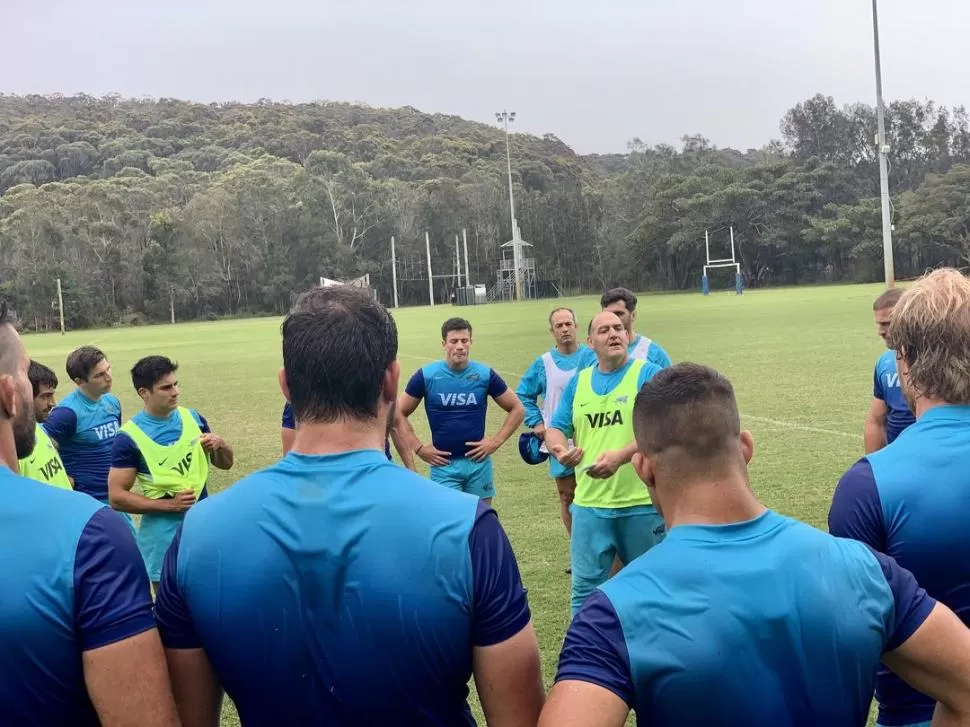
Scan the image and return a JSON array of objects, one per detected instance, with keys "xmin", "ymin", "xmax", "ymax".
[
  {"xmin": 558, "ymin": 510, "xmax": 933, "ymax": 727},
  {"xmin": 282, "ymin": 402, "xmax": 392, "ymax": 460},
  {"xmin": 405, "ymin": 361, "xmax": 508, "ymax": 458},
  {"xmin": 873, "ymin": 350, "xmax": 916, "ymax": 444},
  {"xmin": 830, "ymin": 404, "xmax": 970, "ymax": 726},
  {"xmin": 0, "ymin": 467, "xmax": 156, "ymax": 725},
  {"xmin": 44, "ymin": 389, "xmax": 122, "ymax": 500},
  {"xmin": 155, "ymin": 449, "xmax": 531, "ymax": 726}
]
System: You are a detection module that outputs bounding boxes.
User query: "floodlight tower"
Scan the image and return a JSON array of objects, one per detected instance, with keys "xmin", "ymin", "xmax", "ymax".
[
  {"xmin": 496, "ymin": 109, "xmax": 523, "ymax": 300},
  {"xmin": 872, "ymin": 0, "xmax": 895, "ymax": 287}
]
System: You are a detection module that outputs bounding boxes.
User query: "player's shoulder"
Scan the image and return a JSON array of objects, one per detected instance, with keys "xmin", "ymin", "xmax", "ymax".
[
  {"xmin": 875, "ymin": 348, "xmax": 895, "ymax": 371},
  {"xmin": 53, "ymin": 390, "xmax": 82, "ymax": 413},
  {"xmin": 419, "ymin": 361, "xmax": 443, "ymax": 377},
  {"xmin": 1, "ymin": 469, "xmax": 103, "ymax": 526}
]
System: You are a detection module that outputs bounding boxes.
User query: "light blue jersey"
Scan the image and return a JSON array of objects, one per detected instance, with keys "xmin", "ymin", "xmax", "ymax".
[
  {"xmin": 44, "ymin": 389, "xmax": 122, "ymax": 501},
  {"xmin": 559, "ymin": 510, "xmax": 934, "ymax": 726},
  {"xmin": 873, "ymin": 350, "xmax": 916, "ymax": 444}
]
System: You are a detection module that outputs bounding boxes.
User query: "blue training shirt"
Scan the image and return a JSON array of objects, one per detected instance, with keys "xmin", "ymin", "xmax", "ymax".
[
  {"xmin": 0, "ymin": 467, "xmax": 156, "ymax": 725},
  {"xmin": 558, "ymin": 510, "xmax": 933, "ymax": 727},
  {"xmin": 155, "ymin": 449, "xmax": 531, "ymax": 726},
  {"xmin": 516, "ymin": 346, "xmax": 591, "ymax": 428},
  {"xmin": 44, "ymin": 389, "xmax": 122, "ymax": 500},
  {"xmin": 873, "ymin": 350, "xmax": 916, "ymax": 444},
  {"xmin": 111, "ymin": 408, "xmax": 211, "ymax": 500},
  {"xmin": 830, "ymin": 404, "xmax": 970, "ymax": 726},
  {"xmin": 405, "ymin": 361, "xmax": 508, "ymax": 458},
  {"xmin": 550, "ymin": 358, "xmax": 661, "ymax": 439},
  {"xmin": 282, "ymin": 402, "xmax": 392, "ymax": 460}
]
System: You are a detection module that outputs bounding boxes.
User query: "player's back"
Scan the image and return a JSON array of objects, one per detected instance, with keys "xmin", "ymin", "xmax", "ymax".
[
  {"xmin": 602, "ymin": 511, "xmax": 899, "ymax": 727},
  {"xmin": 0, "ymin": 468, "xmax": 109, "ymax": 725},
  {"xmin": 164, "ymin": 449, "xmax": 486, "ymax": 726}
]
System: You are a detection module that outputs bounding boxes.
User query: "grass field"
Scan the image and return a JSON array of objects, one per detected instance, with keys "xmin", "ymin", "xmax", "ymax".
[{"xmin": 22, "ymin": 283, "xmax": 886, "ymax": 725}]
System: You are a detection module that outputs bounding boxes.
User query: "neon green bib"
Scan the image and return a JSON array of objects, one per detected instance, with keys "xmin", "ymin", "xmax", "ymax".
[
  {"xmin": 573, "ymin": 360, "xmax": 651, "ymax": 508},
  {"xmin": 121, "ymin": 407, "xmax": 209, "ymax": 500},
  {"xmin": 19, "ymin": 425, "xmax": 72, "ymax": 490}
]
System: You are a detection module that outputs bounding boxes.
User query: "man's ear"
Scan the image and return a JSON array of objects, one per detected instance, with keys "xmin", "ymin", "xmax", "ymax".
[
  {"xmin": 384, "ymin": 360, "xmax": 401, "ymax": 403},
  {"xmin": 740, "ymin": 430, "xmax": 755, "ymax": 465},
  {"xmin": 632, "ymin": 450, "xmax": 653, "ymax": 487},
  {"xmin": 278, "ymin": 367, "xmax": 291, "ymax": 403},
  {"xmin": 0, "ymin": 375, "xmax": 15, "ymax": 420}
]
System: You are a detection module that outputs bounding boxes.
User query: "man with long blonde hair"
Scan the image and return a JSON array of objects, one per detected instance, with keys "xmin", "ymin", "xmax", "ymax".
[{"xmin": 831, "ymin": 267, "xmax": 970, "ymax": 727}]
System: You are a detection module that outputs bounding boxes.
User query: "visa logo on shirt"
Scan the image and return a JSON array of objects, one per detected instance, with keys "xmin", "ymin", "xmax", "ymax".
[
  {"xmin": 94, "ymin": 422, "xmax": 119, "ymax": 440},
  {"xmin": 883, "ymin": 373, "xmax": 900, "ymax": 388},
  {"xmin": 586, "ymin": 411, "xmax": 624, "ymax": 428},
  {"xmin": 438, "ymin": 393, "xmax": 479, "ymax": 406}
]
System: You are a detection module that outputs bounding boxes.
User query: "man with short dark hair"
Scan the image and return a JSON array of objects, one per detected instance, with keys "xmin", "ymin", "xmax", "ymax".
[
  {"xmin": 108, "ymin": 355, "xmax": 233, "ymax": 588},
  {"xmin": 600, "ymin": 287, "xmax": 671, "ymax": 368},
  {"xmin": 156, "ymin": 287, "xmax": 543, "ymax": 726},
  {"xmin": 545, "ymin": 311, "xmax": 664, "ymax": 615},
  {"xmin": 832, "ymin": 268, "xmax": 970, "ymax": 727},
  {"xmin": 45, "ymin": 345, "xmax": 123, "ymax": 506},
  {"xmin": 517, "ymin": 307, "xmax": 589, "ymax": 537},
  {"xmin": 543, "ymin": 362, "xmax": 970, "ymax": 727},
  {"xmin": 398, "ymin": 316, "xmax": 525, "ymax": 504},
  {"xmin": 864, "ymin": 287, "xmax": 915, "ymax": 452},
  {"xmin": 0, "ymin": 301, "xmax": 181, "ymax": 726},
  {"xmin": 19, "ymin": 359, "xmax": 72, "ymax": 489}
]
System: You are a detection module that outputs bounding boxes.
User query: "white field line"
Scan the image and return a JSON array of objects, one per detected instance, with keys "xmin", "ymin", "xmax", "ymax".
[{"xmin": 396, "ymin": 352, "xmax": 861, "ymax": 441}]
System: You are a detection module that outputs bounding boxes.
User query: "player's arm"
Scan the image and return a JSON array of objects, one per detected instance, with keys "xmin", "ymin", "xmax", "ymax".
[
  {"xmin": 869, "ymin": 550, "xmax": 970, "ymax": 725},
  {"xmin": 43, "ymin": 406, "xmax": 77, "ymax": 446},
  {"xmin": 280, "ymin": 403, "xmax": 295, "ymax": 455},
  {"xmin": 108, "ymin": 435, "xmax": 187, "ymax": 514},
  {"xmin": 469, "ymin": 502, "xmax": 544, "ymax": 726},
  {"xmin": 196, "ymin": 415, "xmax": 233, "ymax": 471},
  {"xmin": 76, "ymin": 509, "xmax": 181, "ymax": 727},
  {"xmin": 399, "ymin": 369, "xmax": 450, "ymax": 465},
  {"xmin": 515, "ymin": 359, "xmax": 547, "ymax": 434},
  {"xmin": 467, "ymin": 372, "xmax": 525, "ymax": 461},
  {"xmin": 864, "ymin": 397, "xmax": 889, "ymax": 454},
  {"xmin": 388, "ymin": 416, "xmax": 416, "ymax": 471},
  {"xmin": 156, "ymin": 527, "xmax": 224, "ymax": 727},
  {"xmin": 546, "ymin": 378, "xmax": 583, "ymax": 467},
  {"xmin": 828, "ymin": 459, "xmax": 888, "ymax": 551},
  {"xmin": 539, "ymin": 592, "xmax": 633, "ymax": 727}
]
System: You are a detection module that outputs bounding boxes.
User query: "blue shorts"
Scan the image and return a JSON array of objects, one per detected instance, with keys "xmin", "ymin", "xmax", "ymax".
[
  {"xmin": 431, "ymin": 457, "xmax": 494, "ymax": 499},
  {"xmin": 138, "ymin": 511, "xmax": 185, "ymax": 582},
  {"xmin": 570, "ymin": 504, "xmax": 666, "ymax": 615},
  {"xmin": 549, "ymin": 456, "xmax": 574, "ymax": 480}
]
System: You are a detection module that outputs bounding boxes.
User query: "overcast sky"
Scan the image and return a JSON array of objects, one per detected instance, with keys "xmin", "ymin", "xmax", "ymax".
[{"xmin": 4, "ymin": 0, "xmax": 969, "ymax": 154}]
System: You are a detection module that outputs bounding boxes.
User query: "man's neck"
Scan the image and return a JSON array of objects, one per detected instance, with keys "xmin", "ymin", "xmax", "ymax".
[
  {"xmin": 597, "ymin": 354, "xmax": 628, "ymax": 374},
  {"xmin": 144, "ymin": 406, "xmax": 174, "ymax": 420},
  {"xmin": 915, "ymin": 396, "xmax": 950, "ymax": 419},
  {"xmin": 556, "ymin": 342, "xmax": 579, "ymax": 356},
  {"xmin": 627, "ymin": 328, "xmax": 638, "ymax": 343},
  {"xmin": 0, "ymin": 425, "xmax": 17, "ymax": 471},
  {"xmin": 662, "ymin": 476, "xmax": 766, "ymax": 529},
  {"xmin": 291, "ymin": 417, "xmax": 387, "ymax": 456},
  {"xmin": 447, "ymin": 360, "xmax": 469, "ymax": 372},
  {"xmin": 78, "ymin": 387, "xmax": 101, "ymax": 403}
]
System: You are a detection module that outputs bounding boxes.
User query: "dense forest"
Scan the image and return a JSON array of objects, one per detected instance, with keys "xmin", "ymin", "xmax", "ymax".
[{"xmin": 2, "ymin": 92, "xmax": 970, "ymax": 329}]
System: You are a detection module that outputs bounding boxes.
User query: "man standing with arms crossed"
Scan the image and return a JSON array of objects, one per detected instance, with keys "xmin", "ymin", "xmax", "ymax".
[
  {"xmin": 45, "ymin": 346, "xmax": 124, "ymax": 509},
  {"xmin": 600, "ymin": 287, "xmax": 672, "ymax": 368},
  {"xmin": 545, "ymin": 311, "xmax": 664, "ymax": 615},
  {"xmin": 19, "ymin": 359, "xmax": 72, "ymax": 489},
  {"xmin": 517, "ymin": 307, "xmax": 588, "ymax": 536},
  {"xmin": 831, "ymin": 268, "xmax": 970, "ymax": 727},
  {"xmin": 542, "ymin": 363, "xmax": 970, "ymax": 727},
  {"xmin": 155, "ymin": 286, "xmax": 543, "ymax": 726},
  {"xmin": 108, "ymin": 356, "xmax": 234, "ymax": 589},
  {"xmin": 398, "ymin": 317, "xmax": 525, "ymax": 504},
  {"xmin": 0, "ymin": 301, "xmax": 180, "ymax": 726},
  {"xmin": 864, "ymin": 287, "xmax": 915, "ymax": 453}
]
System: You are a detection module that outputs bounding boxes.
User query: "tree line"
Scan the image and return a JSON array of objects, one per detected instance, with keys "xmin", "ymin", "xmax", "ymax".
[{"xmin": 1, "ymin": 92, "xmax": 969, "ymax": 330}]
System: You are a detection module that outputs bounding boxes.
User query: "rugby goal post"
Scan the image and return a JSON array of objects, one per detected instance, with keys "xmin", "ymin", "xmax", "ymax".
[
  {"xmin": 701, "ymin": 228, "xmax": 743, "ymax": 296},
  {"xmin": 319, "ymin": 273, "xmax": 378, "ymax": 300}
]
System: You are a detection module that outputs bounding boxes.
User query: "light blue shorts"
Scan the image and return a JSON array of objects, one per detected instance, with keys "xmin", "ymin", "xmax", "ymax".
[
  {"xmin": 549, "ymin": 456, "xmax": 574, "ymax": 480},
  {"xmin": 877, "ymin": 722, "xmax": 930, "ymax": 727},
  {"xmin": 138, "ymin": 511, "xmax": 185, "ymax": 582},
  {"xmin": 570, "ymin": 504, "xmax": 666, "ymax": 615},
  {"xmin": 431, "ymin": 457, "xmax": 494, "ymax": 499}
]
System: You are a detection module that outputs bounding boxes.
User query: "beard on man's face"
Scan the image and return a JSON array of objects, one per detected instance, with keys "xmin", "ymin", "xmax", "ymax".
[{"xmin": 13, "ymin": 393, "xmax": 36, "ymax": 460}]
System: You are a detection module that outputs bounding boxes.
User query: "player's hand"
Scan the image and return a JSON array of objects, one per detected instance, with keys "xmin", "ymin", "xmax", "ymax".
[
  {"xmin": 533, "ymin": 423, "xmax": 547, "ymax": 440},
  {"xmin": 587, "ymin": 450, "xmax": 624, "ymax": 479},
  {"xmin": 168, "ymin": 489, "xmax": 197, "ymax": 513},
  {"xmin": 551, "ymin": 444, "xmax": 584, "ymax": 468},
  {"xmin": 465, "ymin": 437, "xmax": 499, "ymax": 462},
  {"xmin": 200, "ymin": 433, "xmax": 226, "ymax": 452},
  {"xmin": 417, "ymin": 444, "xmax": 450, "ymax": 467}
]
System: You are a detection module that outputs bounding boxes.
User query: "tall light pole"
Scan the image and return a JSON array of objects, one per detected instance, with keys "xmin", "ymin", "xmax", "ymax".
[
  {"xmin": 872, "ymin": 0, "xmax": 895, "ymax": 287},
  {"xmin": 496, "ymin": 109, "xmax": 523, "ymax": 300}
]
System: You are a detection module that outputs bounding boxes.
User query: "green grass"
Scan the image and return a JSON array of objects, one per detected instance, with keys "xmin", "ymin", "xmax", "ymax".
[{"xmin": 22, "ymin": 283, "xmax": 886, "ymax": 726}]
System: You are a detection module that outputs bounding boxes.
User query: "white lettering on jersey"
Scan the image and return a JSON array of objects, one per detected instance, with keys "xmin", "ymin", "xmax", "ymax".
[{"xmin": 438, "ymin": 393, "xmax": 479, "ymax": 406}]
